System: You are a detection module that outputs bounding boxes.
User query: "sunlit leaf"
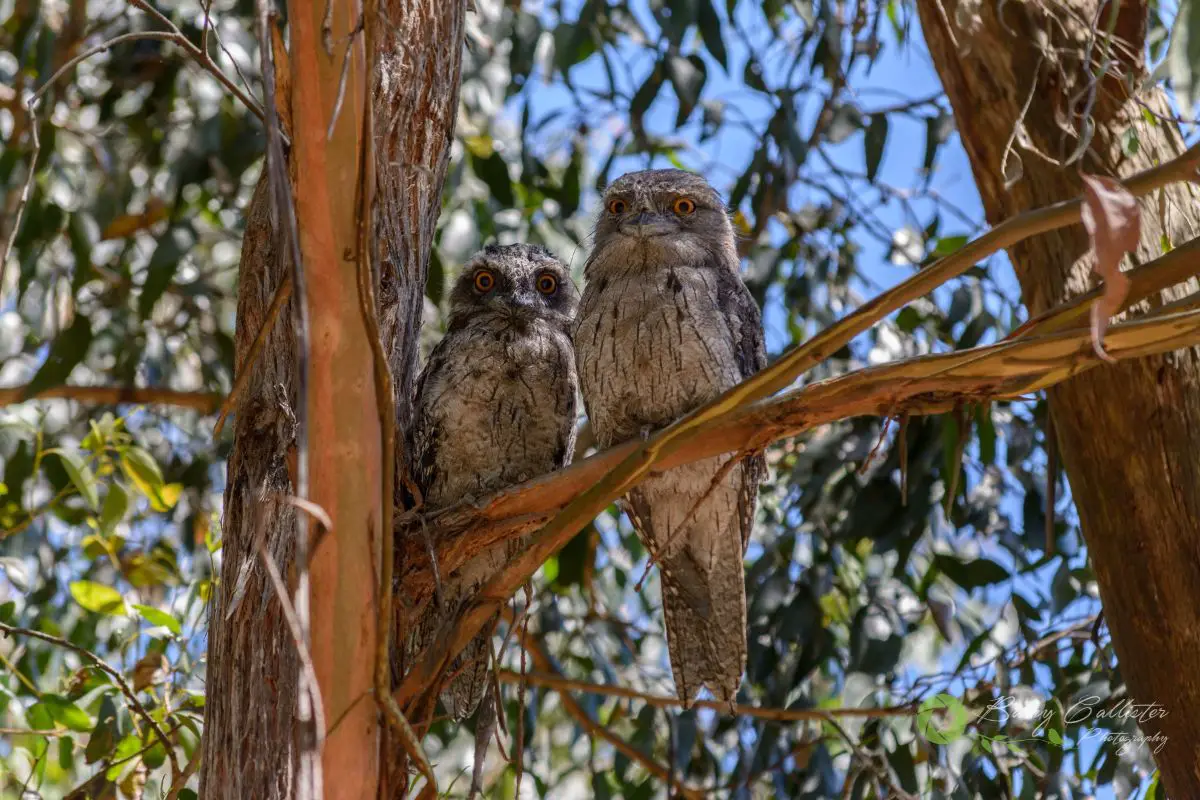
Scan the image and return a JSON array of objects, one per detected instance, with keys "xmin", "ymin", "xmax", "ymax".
[
  {"xmin": 119, "ymin": 446, "xmax": 167, "ymax": 508},
  {"xmin": 100, "ymin": 483, "xmax": 130, "ymax": 533},
  {"xmin": 41, "ymin": 695, "xmax": 93, "ymax": 732},
  {"xmin": 133, "ymin": 604, "xmax": 181, "ymax": 636},
  {"xmin": 54, "ymin": 449, "xmax": 99, "ymax": 511},
  {"xmin": 69, "ymin": 580, "xmax": 127, "ymax": 616}
]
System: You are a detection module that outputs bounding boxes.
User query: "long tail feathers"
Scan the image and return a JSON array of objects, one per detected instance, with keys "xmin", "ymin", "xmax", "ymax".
[
  {"xmin": 439, "ymin": 616, "xmax": 497, "ymax": 721},
  {"xmin": 468, "ymin": 689, "xmax": 497, "ymax": 799},
  {"xmin": 659, "ymin": 547, "xmax": 747, "ymax": 710}
]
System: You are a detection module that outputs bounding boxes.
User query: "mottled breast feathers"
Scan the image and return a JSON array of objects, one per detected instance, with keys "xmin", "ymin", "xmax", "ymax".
[
  {"xmin": 574, "ymin": 168, "xmax": 766, "ymax": 707},
  {"xmin": 402, "ymin": 243, "xmax": 580, "ymax": 722}
]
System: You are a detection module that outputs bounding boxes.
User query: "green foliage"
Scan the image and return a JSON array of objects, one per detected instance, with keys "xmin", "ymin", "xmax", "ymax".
[{"xmin": 2, "ymin": 0, "xmax": 1189, "ymax": 797}]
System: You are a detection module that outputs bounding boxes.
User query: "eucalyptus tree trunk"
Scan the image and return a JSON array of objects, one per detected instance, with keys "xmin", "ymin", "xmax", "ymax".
[
  {"xmin": 200, "ymin": 4, "xmax": 464, "ymax": 798},
  {"xmin": 917, "ymin": 1, "xmax": 1200, "ymax": 794}
]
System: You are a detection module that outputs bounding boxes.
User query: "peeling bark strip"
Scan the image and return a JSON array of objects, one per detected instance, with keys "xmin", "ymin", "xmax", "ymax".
[
  {"xmin": 200, "ymin": 5, "xmax": 465, "ymax": 799},
  {"xmin": 916, "ymin": 1, "xmax": 1200, "ymax": 794}
]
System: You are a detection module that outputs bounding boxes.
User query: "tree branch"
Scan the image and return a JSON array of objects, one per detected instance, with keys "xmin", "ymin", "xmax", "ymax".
[
  {"xmin": 396, "ymin": 140, "xmax": 1200, "ymax": 721},
  {"xmin": 496, "ymin": 670, "xmax": 918, "ymax": 724},
  {"xmin": 0, "ymin": 385, "xmax": 222, "ymax": 411},
  {"xmin": 125, "ymin": 0, "xmax": 265, "ymax": 123},
  {"xmin": 506, "ymin": 626, "xmax": 705, "ymax": 799},
  {"xmin": 396, "ymin": 303, "xmax": 1200, "ymax": 611},
  {"xmin": 0, "ymin": 622, "xmax": 181, "ymax": 778}
]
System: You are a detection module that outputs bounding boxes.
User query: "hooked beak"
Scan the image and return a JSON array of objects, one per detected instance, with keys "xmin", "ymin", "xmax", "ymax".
[
  {"xmin": 620, "ymin": 211, "xmax": 678, "ymax": 239},
  {"xmin": 505, "ymin": 291, "xmax": 541, "ymax": 318}
]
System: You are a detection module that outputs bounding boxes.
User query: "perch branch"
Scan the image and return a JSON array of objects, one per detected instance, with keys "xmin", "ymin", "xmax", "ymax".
[
  {"xmin": 396, "ymin": 305, "xmax": 1200, "ymax": 709},
  {"xmin": 395, "ymin": 304, "xmax": 1200, "ymax": 609}
]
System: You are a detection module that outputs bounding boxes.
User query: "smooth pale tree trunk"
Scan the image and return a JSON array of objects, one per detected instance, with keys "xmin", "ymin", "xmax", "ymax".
[
  {"xmin": 917, "ymin": 1, "xmax": 1200, "ymax": 794},
  {"xmin": 200, "ymin": 4, "xmax": 464, "ymax": 798}
]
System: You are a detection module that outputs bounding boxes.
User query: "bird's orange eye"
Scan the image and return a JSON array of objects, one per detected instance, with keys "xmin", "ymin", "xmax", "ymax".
[
  {"xmin": 673, "ymin": 197, "xmax": 696, "ymax": 215},
  {"xmin": 473, "ymin": 270, "xmax": 495, "ymax": 293},
  {"xmin": 536, "ymin": 273, "xmax": 558, "ymax": 295},
  {"xmin": 608, "ymin": 198, "xmax": 627, "ymax": 214}
]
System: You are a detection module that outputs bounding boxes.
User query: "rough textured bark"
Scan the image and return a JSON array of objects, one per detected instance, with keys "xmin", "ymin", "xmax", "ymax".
[
  {"xmin": 917, "ymin": 1, "xmax": 1200, "ymax": 794},
  {"xmin": 200, "ymin": 4, "xmax": 464, "ymax": 798}
]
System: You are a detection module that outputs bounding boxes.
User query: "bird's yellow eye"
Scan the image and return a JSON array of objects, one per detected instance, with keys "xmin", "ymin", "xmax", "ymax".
[
  {"xmin": 673, "ymin": 197, "xmax": 696, "ymax": 215},
  {"xmin": 536, "ymin": 273, "xmax": 558, "ymax": 295},
  {"xmin": 608, "ymin": 198, "xmax": 627, "ymax": 214},
  {"xmin": 473, "ymin": 270, "xmax": 495, "ymax": 293}
]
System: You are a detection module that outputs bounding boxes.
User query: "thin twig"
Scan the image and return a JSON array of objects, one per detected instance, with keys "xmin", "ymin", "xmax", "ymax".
[
  {"xmin": 0, "ymin": 727, "xmax": 72, "ymax": 737},
  {"xmin": 199, "ymin": 0, "xmax": 213, "ymax": 54},
  {"xmin": 0, "ymin": 101, "xmax": 40, "ymax": 300},
  {"xmin": 127, "ymin": 0, "xmax": 265, "ymax": 123},
  {"xmin": 165, "ymin": 743, "xmax": 202, "ymax": 800},
  {"xmin": 326, "ymin": 20, "xmax": 364, "ymax": 141},
  {"xmin": 496, "ymin": 670, "xmax": 919, "ymax": 723},
  {"xmin": 507, "ymin": 624, "xmax": 705, "ymax": 800},
  {"xmin": 821, "ymin": 712, "xmax": 918, "ymax": 800},
  {"xmin": 0, "ymin": 622, "xmax": 181, "ymax": 777}
]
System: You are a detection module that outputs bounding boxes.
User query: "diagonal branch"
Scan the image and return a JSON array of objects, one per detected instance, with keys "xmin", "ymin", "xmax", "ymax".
[
  {"xmin": 396, "ymin": 302, "xmax": 1200, "ymax": 605},
  {"xmin": 0, "ymin": 621, "xmax": 181, "ymax": 779},
  {"xmin": 395, "ymin": 304, "xmax": 1200, "ymax": 709},
  {"xmin": 396, "ymin": 142, "xmax": 1200, "ymax": 717}
]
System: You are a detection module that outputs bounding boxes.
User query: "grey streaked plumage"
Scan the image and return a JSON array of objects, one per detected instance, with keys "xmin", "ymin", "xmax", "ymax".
[
  {"xmin": 403, "ymin": 243, "xmax": 579, "ymax": 721},
  {"xmin": 573, "ymin": 169, "xmax": 765, "ymax": 708}
]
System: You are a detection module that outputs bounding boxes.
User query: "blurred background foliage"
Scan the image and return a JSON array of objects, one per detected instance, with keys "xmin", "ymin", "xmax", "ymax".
[{"xmin": 1, "ymin": 0, "xmax": 1196, "ymax": 797}]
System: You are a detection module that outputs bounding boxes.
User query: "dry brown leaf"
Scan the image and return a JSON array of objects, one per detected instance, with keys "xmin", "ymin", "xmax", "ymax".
[
  {"xmin": 100, "ymin": 198, "xmax": 166, "ymax": 241},
  {"xmin": 1079, "ymin": 173, "xmax": 1141, "ymax": 362},
  {"xmin": 132, "ymin": 651, "xmax": 170, "ymax": 693}
]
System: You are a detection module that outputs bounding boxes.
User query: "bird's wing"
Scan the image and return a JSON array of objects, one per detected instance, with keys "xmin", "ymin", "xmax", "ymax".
[{"xmin": 712, "ymin": 265, "xmax": 767, "ymax": 553}]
